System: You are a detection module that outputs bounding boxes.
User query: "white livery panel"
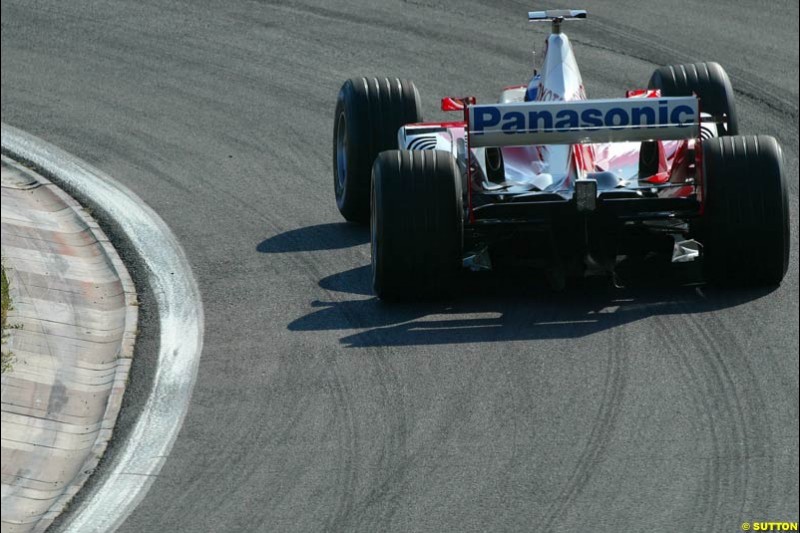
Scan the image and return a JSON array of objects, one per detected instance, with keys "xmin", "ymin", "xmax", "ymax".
[{"xmin": 468, "ymin": 97, "xmax": 699, "ymax": 147}]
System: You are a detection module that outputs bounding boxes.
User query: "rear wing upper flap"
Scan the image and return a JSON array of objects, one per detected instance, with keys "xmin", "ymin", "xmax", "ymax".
[
  {"xmin": 527, "ymin": 9, "xmax": 587, "ymax": 22},
  {"xmin": 467, "ymin": 96, "xmax": 700, "ymax": 147}
]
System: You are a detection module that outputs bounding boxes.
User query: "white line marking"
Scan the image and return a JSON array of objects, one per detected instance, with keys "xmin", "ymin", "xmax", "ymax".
[{"xmin": 2, "ymin": 124, "xmax": 205, "ymax": 533}]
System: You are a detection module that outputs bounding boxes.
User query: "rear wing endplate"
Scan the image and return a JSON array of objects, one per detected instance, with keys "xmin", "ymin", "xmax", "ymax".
[{"xmin": 467, "ymin": 97, "xmax": 700, "ymax": 147}]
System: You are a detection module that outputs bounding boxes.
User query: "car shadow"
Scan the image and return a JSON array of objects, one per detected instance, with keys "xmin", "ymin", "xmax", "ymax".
[
  {"xmin": 319, "ymin": 265, "xmax": 373, "ymax": 296},
  {"xmin": 262, "ymin": 222, "xmax": 775, "ymax": 348},
  {"xmin": 256, "ymin": 222, "xmax": 368, "ymax": 253},
  {"xmin": 292, "ymin": 264, "xmax": 775, "ymax": 347}
]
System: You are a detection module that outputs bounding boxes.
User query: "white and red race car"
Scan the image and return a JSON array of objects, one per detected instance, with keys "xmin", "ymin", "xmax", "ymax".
[{"xmin": 332, "ymin": 9, "xmax": 789, "ymax": 299}]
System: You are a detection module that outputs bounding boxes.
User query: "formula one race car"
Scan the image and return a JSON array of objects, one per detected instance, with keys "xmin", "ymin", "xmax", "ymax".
[{"xmin": 332, "ymin": 9, "xmax": 789, "ymax": 299}]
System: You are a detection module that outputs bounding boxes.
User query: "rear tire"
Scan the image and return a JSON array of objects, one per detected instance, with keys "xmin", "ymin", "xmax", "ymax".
[
  {"xmin": 700, "ymin": 135, "xmax": 789, "ymax": 286},
  {"xmin": 371, "ymin": 150, "xmax": 463, "ymax": 300},
  {"xmin": 333, "ymin": 78, "xmax": 422, "ymax": 223},
  {"xmin": 640, "ymin": 62, "xmax": 738, "ymax": 177}
]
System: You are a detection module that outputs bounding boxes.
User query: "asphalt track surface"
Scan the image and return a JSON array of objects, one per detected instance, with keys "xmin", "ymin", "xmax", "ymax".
[{"xmin": 2, "ymin": 1, "xmax": 798, "ymax": 532}]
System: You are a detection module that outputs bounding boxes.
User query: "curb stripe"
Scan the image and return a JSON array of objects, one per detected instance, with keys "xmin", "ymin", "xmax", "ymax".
[{"xmin": 2, "ymin": 124, "xmax": 205, "ymax": 533}]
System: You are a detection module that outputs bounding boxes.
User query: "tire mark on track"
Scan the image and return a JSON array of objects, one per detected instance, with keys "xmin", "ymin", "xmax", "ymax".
[
  {"xmin": 321, "ymin": 318, "xmax": 413, "ymax": 532},
  {"xmin": 653, "ymin": 296, "xmax": 774, "ymax": 531},
  {"xmin": 540, "ymin": 326, "xmax": 628, "ymax": 530},
  {"xmin": 295, "ymin": 241, "xmax": 414, "ymax": 532},
  {"xmin": 323, "ymin": 356, "xmax": 360, "ymax": 533},
  {"xmin": 653, "ymin": 313, "xmax": 722, "ymax": 532},
  {"xmin": 686, "ymin": 306, "xmax": 776, "ymax": 523},
  {"xmin": 257, "ymin": 0, "xmax": 527, "ymax": 63},
  {"xmin": 348, "ymin": 362, "xmax": 477, "ymax": 532}
]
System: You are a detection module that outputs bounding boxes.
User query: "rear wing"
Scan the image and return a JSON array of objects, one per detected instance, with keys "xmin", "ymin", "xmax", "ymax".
[
  {"xmin": 527, "ymin": 9, "xmax": 587, "ymax": 22},
  {"xmin": 528, "ymin": 9, "xmax": 586, "ymax": 32},
  {"xmin": 467, "ymin": 97, "xmax": 699, "ymax": 148}
]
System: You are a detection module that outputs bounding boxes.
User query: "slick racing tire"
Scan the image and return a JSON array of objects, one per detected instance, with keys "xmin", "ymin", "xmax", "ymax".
[
  {"xmin": 700, "ymin": 135, "xmax": 790, "ymax": 286},
  {"xmin": 371, "ymin": 150, "xmax": 463, "ymax": 300},
  {"xmin": 640, "ymin": 62, "xmax": 739, "ymax": 177},
  {"xmin": 333, "ymin": 77, "xmax": 422, "ymax": 223},
  {"xmin": 650, "ymin": 62, "xmax": 739, "ymax": 136}
]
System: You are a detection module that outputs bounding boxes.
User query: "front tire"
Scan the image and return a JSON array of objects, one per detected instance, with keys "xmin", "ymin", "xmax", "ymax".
[
  {"xmin": 649, "ymin": 62, "xmax": 739, "ymax": 135},
  {"xmin": 333, "ymin": 78, "xmax": 422, "ymax": 223},
  {"xmin": 700, "ymin": 135, "xmax": 789, "ymax": 286},
  {"xmin": 371, "ymin": 150, "xmax": 463, "ymax": 300},
  {"xmin": 640, "ymin": 62, "xmax": 739, "ymax": 178}
]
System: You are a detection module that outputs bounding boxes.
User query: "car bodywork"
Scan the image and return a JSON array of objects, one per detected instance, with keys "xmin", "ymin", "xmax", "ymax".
[{"xmin": 396, "ymin": 12, "xmax": 720, "ymax": 278}]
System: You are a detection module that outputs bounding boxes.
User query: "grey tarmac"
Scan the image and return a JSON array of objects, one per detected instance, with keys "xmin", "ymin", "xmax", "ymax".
[{"xmin": 1, "ymin": 1, "xmax": 797, "ymax": 532}]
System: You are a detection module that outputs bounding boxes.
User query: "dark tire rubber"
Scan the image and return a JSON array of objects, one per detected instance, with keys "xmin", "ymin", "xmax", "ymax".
[
  {"xmin": 700, "ymin": 135, "xmax": 790, "ymax": 286},
  {"xmin": 371, "ymin": 150, "xmax": 463, "ymax": 300},
  {"xmin": 640, "ymin": 62, "xmax": 739, "ymax": 177},
  {"xmin": 649, "ymin": 62, "xmax": 739, "ymax": 135},
  {"xmin": 333, "ymin": 77, "xmax": 422, "ymax": 223}
]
